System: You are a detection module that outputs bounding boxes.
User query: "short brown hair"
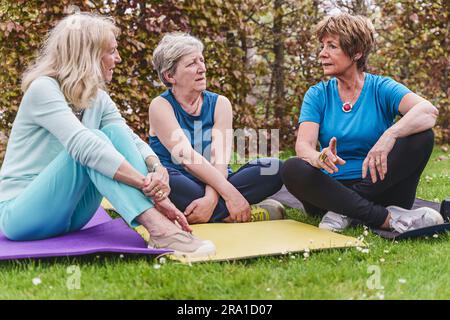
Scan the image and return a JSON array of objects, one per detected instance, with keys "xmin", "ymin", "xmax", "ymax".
[{"xmin": 315, "ymin": 13, "xmax": 375, "ymax": 71}]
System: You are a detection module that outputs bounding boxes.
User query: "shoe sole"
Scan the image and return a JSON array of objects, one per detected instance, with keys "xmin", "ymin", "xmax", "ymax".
[
  {"xmin": 318, "ymin": 212, "xmax": 352, "ymax": 233},
  {"xmin": 373, "ymin": 222, "xmax": 450, "ymax": 240},
  {"xmin": 148, "ymin": 240, "xmax": 216, "ymax": 258},
  {"xmin": 171, "ymin": 241, "xmax": 216, "ymax": 258},
  {"xmin": 318, "ymin": 224, "xmax": 344, "ymax": 233}
]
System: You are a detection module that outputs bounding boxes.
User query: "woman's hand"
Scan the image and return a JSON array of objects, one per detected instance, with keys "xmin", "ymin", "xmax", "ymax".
[
  {"xmin": 362, "ymin": 131, "xmax": 396, "ymax": 183},
  {"xmin": 142, "ymin": 166, "xmax": 170, "ymax": 202},
  {"xmin": 224, "ymin": 190, "xmax": 251, "ymax": 223},
  {"xmin": 313, "ymin": 137, "xmax": 346, "ymax": 173},
  {"xmin": 184, "ymin": 196, "xmax": 218, "ymax": 224},
  {"xmin": 154, "ymin": 198, "xmax": 192, "ymax": 233},
  {"xmin": 155, "ymin": 165, "xmax": 169, "ymax": 184}
]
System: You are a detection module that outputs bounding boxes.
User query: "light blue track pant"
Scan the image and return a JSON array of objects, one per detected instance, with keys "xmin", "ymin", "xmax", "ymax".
[{"xmin": 0, "ymin": 123, "xmax": 153, "ymax": 241}]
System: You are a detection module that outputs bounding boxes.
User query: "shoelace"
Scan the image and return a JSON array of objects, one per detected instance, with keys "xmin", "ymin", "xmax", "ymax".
[
  {"xmin": 323, "ymin": 214, "xmax": 348, "ymax": 224},
  {"xmin": 149, "ymin": 231, "xmax": 196, "ymax": 248},
  {"xmin": 251, "ymin": 207, "xmax": 269, "ymax": 221},
  {"xmin": 390, "ymin": 214, "xmax": 418, "ymax": 233}
]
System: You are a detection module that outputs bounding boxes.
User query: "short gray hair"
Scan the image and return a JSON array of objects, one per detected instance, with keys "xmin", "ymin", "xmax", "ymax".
[{"xmin": 152, "ymin": 32, "xmax": 204, "ymax": 87}]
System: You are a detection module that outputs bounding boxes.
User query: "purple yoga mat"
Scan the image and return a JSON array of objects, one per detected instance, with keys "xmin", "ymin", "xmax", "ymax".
[{"xmin": 0, "ymin": 207, "xmax": 171, "ymax": 260}]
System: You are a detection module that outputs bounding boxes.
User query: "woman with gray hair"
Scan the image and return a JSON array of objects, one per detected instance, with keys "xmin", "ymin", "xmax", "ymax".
[
  {"xmin": 0, "ymin": 13, "xmax": 215, "ymax": 258},
  {"xmin": 148, "ymin": 32, "xmax": 284, "ymax": 224}
]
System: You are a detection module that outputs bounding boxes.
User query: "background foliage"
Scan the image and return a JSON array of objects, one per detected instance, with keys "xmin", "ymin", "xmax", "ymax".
[{"xmin": 0, "ymin": 0, "xmax": 448, "ymax": 165}]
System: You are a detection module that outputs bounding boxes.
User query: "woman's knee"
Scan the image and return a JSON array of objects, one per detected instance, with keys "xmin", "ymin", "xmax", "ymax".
[
  {"xmin": 257, "ymin": 157, "xmax": 283, "ymax": 179},
  {"xmin": 266, "ymin": 158, "xmax": 284, "ymax": 190},
  {"xmin": 402, "ymin": 129, "xmax": 434, "ymax": 153},
  {"xmin": 248, "ymin": 158, "xmax": 284, "ymax": 190},
  {"xmin": 416, "ymin": 129, "xmax": 434, "ymax": 150},
  {"xmin": 281, "ymin": 157, "xmax": 317, "ymax": 187}
]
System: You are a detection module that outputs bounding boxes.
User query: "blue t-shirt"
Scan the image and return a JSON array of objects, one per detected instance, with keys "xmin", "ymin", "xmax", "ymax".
[
  {"xmin": 149, "ymin": 89, "xmax": 232, "ymax": 181},
  {"xmin": 298, "ymin": 73, "xmax": 411, "ymax": 180}
]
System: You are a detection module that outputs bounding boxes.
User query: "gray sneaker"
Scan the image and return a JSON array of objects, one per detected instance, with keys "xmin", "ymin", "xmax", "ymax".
[
  {"xmin": 319, "ymin": 211, "xmax": 352, "ymax": 232},
  {"xmin": 251, "ymin": 199, "xmax": 286, "ymax": 221},
  {"xmin": 148, "ymin": 231, "xmax": 216, "ymax": 258},
  {"xmin": 387, "ymin": 206, "xmax": 444, "ymax": 233}
]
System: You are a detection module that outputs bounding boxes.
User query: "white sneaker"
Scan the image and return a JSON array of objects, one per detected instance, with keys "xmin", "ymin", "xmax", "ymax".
[
  {"xmin": 387, "ymin": 206, "xmax": 444, "ymax": 233},
  {"xmin": 319, "ymin": 211, "xmax": 352, "ymax": 232},
  {"xmin": 148, "ymin": 231, "xmax": 216, "ymax": 258}
]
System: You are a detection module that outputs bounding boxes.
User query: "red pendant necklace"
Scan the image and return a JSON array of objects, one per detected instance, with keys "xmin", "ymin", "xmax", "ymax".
[
  {"xmin": 340, "ymin": 77, "xmax": 360, "ymax": 113},
  {"xmin": 342, "ymin": 102, "xmax": 353, "ymax": 113}
]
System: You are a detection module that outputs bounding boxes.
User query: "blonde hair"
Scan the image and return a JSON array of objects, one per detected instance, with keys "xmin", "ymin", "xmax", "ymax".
[
  {"xmin": 22, "ymin": 12, "xmax": 119, "ymax": 110},
  {"xmin": 315, "ymin": 13, "xmax": 375, "ymax": 71},
  {"xmin": 152, "ymin": 32, "xmax": 204, "ymax": 87}
]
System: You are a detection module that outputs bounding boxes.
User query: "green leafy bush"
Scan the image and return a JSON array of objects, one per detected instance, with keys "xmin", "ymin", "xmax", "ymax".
[{"xmin": 0, "ymin": 0, "xmax": 447, "ymax": 165}]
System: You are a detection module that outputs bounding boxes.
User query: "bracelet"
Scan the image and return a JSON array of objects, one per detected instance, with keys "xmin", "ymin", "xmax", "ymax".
[{"xmin": 150, "ymin": 162, "xmax": 161, "ymax": 173}]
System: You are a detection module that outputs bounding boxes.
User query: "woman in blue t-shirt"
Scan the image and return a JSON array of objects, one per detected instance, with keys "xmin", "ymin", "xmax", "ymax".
[
  {"xmin": 281, "ymin": 13, "xmax": 444, "ymax": 234},
  {"xmin": 148, "ymin": 33, "xmax": 284, "ymax": 224}
]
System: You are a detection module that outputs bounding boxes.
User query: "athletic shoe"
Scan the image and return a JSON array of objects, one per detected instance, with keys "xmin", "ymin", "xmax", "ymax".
[
  {"xmin": 319, "ymin": 211, "xmax": 352, "ymax": 232},
  {"xmin": 251, "ymin": 199, "xmax": 286, "ymax": 222},
  {"xmin": 387, "ymin": 205, "xmax": 444, "ymax": 233},
  {"xmin": 147, "ymin": 231, "xmax": 216, "ymax": 258}
]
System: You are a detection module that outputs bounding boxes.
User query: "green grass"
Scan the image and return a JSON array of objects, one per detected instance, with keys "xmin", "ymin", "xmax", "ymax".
[{"xmin": 0, "ymin": 147, "xmax": 448, "ymax": 300}]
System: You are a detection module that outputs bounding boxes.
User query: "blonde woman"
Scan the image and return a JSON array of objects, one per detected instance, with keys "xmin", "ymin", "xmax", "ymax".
[
  {"xmin": 282, "ymin": 13, "xmax": 444, "ymax": 234},
  {"xmin": 0, "ymin": 13, "xmax": 215, "ymax": 257}
]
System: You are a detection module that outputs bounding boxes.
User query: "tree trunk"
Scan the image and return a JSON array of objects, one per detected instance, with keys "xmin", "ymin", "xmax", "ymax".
[{"xmin": 272, "ymin": 0, "xmax": 285, "ymax": 127}]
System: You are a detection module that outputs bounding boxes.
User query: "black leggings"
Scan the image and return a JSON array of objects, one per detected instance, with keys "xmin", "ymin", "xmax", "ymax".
[{"xmin": 281, "ymin": 130, "xmax": 434, "ymax": 228}]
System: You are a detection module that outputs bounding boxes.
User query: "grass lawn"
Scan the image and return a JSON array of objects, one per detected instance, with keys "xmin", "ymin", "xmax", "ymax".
[{"xmin": 0, "ymin": 147, "xmax": 448, "ymax": 300}]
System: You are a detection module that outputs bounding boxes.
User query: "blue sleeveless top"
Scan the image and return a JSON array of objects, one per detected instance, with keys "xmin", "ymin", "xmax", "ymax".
[{"xmin": 149, "ymin": 89, "xmax": 230, "ymax": 181}]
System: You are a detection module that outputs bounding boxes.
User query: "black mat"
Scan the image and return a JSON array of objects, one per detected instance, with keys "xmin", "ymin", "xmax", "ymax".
[
  {"xmin": 371, "ymin": 223, "xmax": 450, "ymax": 240},
  {"xmin": 269, "ymin": 186, "xmax": 449, "ymax": 240}
]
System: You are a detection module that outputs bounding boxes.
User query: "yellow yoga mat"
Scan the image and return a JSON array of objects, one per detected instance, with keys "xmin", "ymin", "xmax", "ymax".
[
  {"xmin": 136, "ymin": 220, "xmax": 365, "ymax": 263},
  {"xmin": 101, "ymin": 198, "xmax": 365, "ymax": 263}
]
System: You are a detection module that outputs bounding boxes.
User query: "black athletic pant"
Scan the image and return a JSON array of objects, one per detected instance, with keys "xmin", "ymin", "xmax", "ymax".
[
  {"xmin": 168, "ymin": 158, "xmax": 284, "ymax": 222},
  {"xmin": 281, "ymin": 130, "xmax": 434, "ymax": 228}
]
